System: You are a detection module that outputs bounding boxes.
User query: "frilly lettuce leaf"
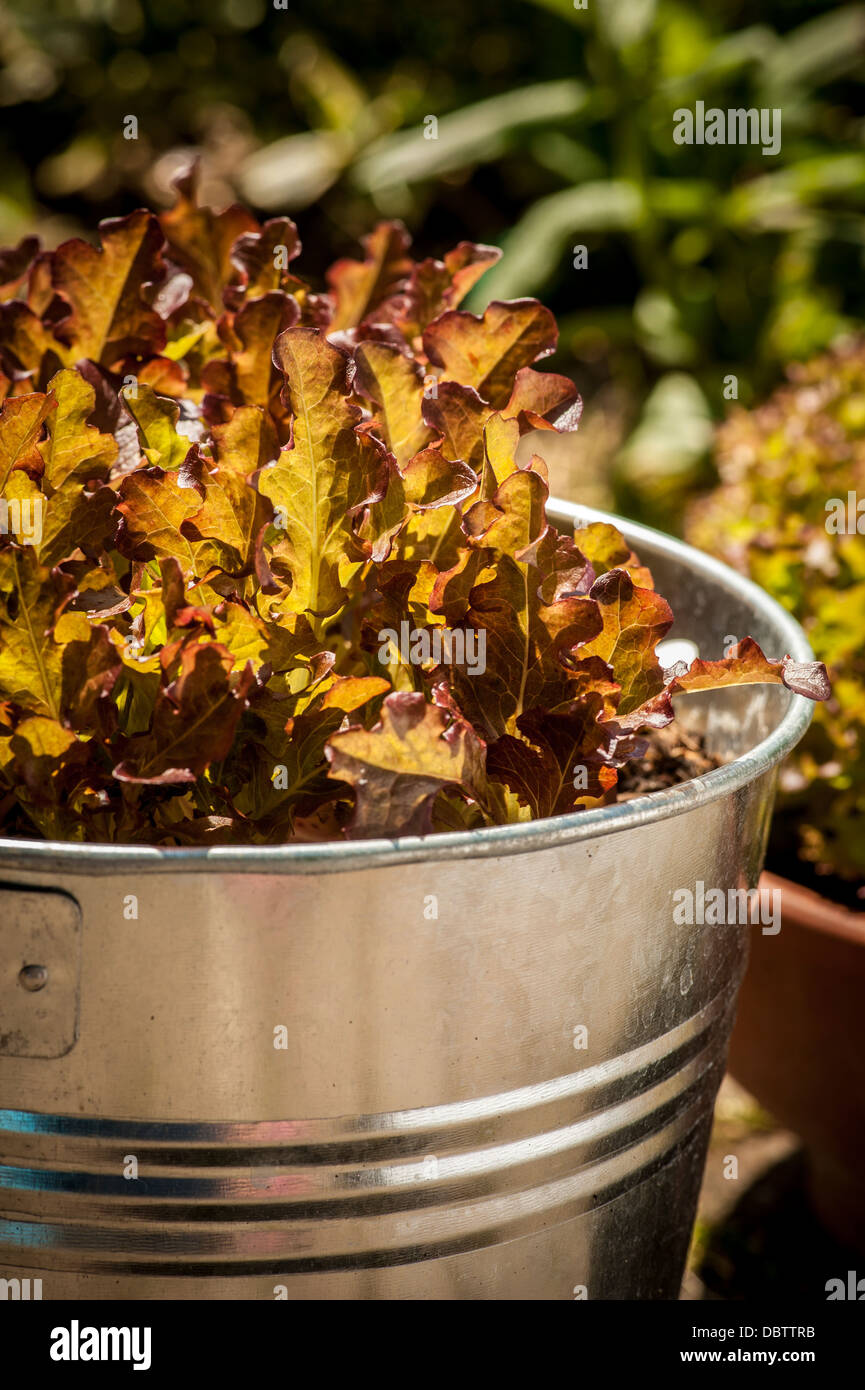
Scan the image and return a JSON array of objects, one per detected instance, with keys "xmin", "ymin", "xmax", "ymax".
[{"xmin": 0, "ymin": 178, "xmax": 830, "ymax": 844}]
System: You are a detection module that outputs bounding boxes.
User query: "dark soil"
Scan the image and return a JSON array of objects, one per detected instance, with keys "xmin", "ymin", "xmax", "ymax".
[{"xmin": 616, "ymin": 723, "xmax": 722, "ymax": 800}]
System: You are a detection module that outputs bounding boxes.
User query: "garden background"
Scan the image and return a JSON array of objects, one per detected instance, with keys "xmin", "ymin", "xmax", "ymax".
[
  {"xmin": 2, "ymin": 0, "xmax": 864, "ymax": 533},
  {"xmin": 2, "ymin": 0, "xmax": 864, "ymax": 1299}
]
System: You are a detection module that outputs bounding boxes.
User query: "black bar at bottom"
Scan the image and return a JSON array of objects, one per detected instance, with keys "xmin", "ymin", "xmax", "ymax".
[{"xmin": 3, "ymin": 1296, "xmax": 861, "ymax": 1377}]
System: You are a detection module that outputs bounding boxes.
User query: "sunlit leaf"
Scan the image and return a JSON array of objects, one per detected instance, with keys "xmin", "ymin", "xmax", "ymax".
[
  {"xmin": 326, "ymin": 691, "xmax": 487, "ymax": 836},
  {"xmin": 51, "ymin": 210, "xmax": 167, "ymax": 365}
]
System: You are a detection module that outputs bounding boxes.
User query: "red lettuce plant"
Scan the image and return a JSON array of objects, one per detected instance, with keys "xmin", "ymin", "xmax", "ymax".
[{"xmin": 0, "ymin": 172, "xmax": 829, "ymax": 844}]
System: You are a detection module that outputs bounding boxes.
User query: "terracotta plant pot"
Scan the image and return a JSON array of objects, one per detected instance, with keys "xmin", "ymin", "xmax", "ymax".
[{"xmin": 727, "ymin": 870, "xmax": 865, "ymax": 1249}]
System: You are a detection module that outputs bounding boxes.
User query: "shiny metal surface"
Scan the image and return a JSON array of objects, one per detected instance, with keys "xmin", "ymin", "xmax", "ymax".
[{"xmin": 0, "ymin": 503, "xmax": 815, "ymax": 1299}]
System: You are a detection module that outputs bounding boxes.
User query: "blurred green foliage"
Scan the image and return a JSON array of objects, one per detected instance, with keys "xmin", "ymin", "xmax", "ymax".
[
  {"xmin": 687, "ymin": 341, "xmax": 865, "ymax": 888},
  {"xmin": 1, "ymin": 0, "xmax": 864, "ymax": 524}
]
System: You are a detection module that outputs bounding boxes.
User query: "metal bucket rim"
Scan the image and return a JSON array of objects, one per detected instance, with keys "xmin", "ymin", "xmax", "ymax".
[{"xmin": 0, "ymin": 501, "xmax": 815, "ymax": 875}]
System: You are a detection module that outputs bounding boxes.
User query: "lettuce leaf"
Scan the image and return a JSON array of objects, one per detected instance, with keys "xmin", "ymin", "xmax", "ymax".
[{"xmin": 0, "ymin": 176, "xmax": 830, "ymax": 844}]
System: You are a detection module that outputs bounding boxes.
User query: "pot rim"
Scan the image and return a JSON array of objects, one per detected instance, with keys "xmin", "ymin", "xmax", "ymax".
[
  {"xmin": 0, "ymin": 500, "xmax": 815, "ymax": 876},
  {"xmin": 760, "ymin": 871, "xmax": 865, "ymax": 942}
]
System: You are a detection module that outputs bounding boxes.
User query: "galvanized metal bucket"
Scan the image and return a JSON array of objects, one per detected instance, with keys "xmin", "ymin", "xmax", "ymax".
[{"xmin": 0, "ymin": 502, "xmax": 814, "ymax": 1300}]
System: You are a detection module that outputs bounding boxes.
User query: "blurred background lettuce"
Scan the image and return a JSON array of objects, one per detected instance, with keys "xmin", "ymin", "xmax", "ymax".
[{"xmin": 1, "ymin": 0, "xmax": 864, "ymax": 524}]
